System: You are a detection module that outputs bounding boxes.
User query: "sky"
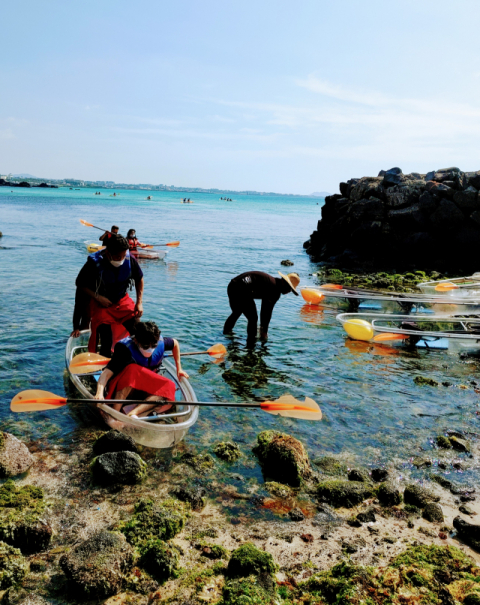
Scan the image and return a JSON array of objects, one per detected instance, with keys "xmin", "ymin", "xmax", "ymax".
[{"xmin": 1, "ymin": 0, "xmax": 480, "ymax": 194}]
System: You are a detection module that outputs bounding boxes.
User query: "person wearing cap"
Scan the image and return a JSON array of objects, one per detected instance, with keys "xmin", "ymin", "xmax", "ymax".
[
  {"xmin": 99, "ymin": 225, "xmax": 119, "ymax": 242},
  {"xmin": 223, "ymin": 271, "xmax": 300, "ymax": 345},
  {"xmin": 70, "ymin": 234, "xmax": 144, "ymax": 356}
]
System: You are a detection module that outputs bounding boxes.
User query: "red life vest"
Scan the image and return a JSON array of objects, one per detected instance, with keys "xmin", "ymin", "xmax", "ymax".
[{"xmin": 128, "ymin": 237, "xmax": 139, "ymax": 251}]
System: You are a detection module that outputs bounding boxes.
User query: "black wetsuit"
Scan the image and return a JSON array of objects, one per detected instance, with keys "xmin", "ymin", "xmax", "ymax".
[{"xmin": 223, "ymin": 271, "xmax": 289, "ymax": 343}]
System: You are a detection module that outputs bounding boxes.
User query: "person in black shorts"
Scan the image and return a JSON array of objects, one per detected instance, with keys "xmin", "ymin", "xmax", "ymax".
[{"xmin": 223, "ymin": 271, "xmax": 300, "ymax": 345}]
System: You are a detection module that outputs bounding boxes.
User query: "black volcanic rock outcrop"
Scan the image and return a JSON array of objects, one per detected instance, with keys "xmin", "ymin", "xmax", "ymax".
[{"xmin": 304, "ymin": 167, "xmax": 480, "ymax": 272}]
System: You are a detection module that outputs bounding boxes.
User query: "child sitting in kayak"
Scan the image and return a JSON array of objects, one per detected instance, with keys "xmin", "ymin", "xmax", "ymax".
[
  {"xmin": 94, "ymin": 321, "xmax": 189, "ymax": 417},
  {"xmin": 126, "ymin": 229, "xmax": 145, "ymax": 252}
]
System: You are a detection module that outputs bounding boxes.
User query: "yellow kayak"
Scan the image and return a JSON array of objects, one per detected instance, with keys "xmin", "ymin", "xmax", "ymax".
[{"xmin": 85, "ymin": 241, "xmax": 105, "ymax": 253}]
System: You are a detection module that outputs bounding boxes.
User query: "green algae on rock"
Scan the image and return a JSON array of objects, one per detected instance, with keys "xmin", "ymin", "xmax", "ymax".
[
  {"xmin": 227, "ymin": 543, "xmax": 278, "ymax": 579},
  {"xmin": 377, "ymin": 482, "xmax": 402, "ymax": 506},
  {"xmin": 316, "ymin": 480, "xmax": 373, "ymax": 508},
  {"xmin": 436, "ymin": 435, "xmax": 452, "ymax": 449},
  {"xmin": 60, "ymin": 530, "xmax": 134, "ymax": 600},
  {"xmin": 253, "ymin": 430, "xmax": 311, "ymax": 487},
  {"xmin": 198, "ymin": 543, "xmax": 229, "ymax": 560},
  {"xmin": 91, "ymin": 450, "xmax": 147, "ymax": 485},
  {"xmin": 139, "ymin": 539, "xmax": 180, "ymax": 583},
  {"xmin": 120, "ymin": 498, "xmax": 188, "ymax": 546},
  {"xmin": 422, "ymin": 502, "xmax": 444, "ymax": 523},
  {"xmin": 404, "ymin": 483, "xmax": 440, "ymax": 508},
  {"xmin": 181, "ymin": 452, "xmax": 215, "ymax": 472},
  {"xmin": 264, "ymin": 481, "xmax": 294, "ymax": 498},
  {"xmin": 0, "ymin": 542, "xmax": 27, "ymax": 590},
  {"xmin": 171, "ymin": 485, "xmax": 206, "ymax": 511},
  {"xmin": 222, "ymin": 574, "xmax": 276, "ymax": 605},
  {"xmin": 313, "ymin": 456, "xmax": 347, "ymax": 477},
  {"xmin": 414, "ymin": 375, "xmax": 439, "ymax": 387},
  {"xmin": 0, "ymin": 480, "xmax": 51, "ymax": 554},
  {"xmin": 213, "ymin": 441, "xmax": 241, "ymax": 463}
]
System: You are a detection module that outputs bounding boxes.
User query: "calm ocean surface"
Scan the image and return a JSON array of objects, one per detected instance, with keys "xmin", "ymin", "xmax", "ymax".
[{"xmin": 1, "ymin": 187, "xmax": 479, "ymax": 485}]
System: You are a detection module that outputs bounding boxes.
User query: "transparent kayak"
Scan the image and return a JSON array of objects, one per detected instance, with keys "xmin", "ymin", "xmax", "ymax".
[
  {"xmin": 337, "ymin": 312, "xmax": 480, "ymax": 352},
  {"xmin": 65, "ymin": 331, "xmax": 198, "ymax": 448},
  {"xmin": 301, "ymin": 286, "xmax": 480, "ymax": 315},
  {"xmin": 84, "ymin": 241, "xmax": 167, "ymax": 260},
  {"xmin": 417, "ymin": 273, "xmax": 480, "ymax": 295}
]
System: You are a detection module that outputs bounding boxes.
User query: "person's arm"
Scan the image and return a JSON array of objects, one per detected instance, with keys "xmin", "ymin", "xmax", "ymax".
[
  {"xmin": 171, "ymin": 339, "xmax": 189, "ymax": 379},
  {"xmin": 95, "ymin": 368, "xmax": 113, "ymax": 399},
  {"xmin": 134, "ymin": 277, "xmax": 144, "ymax": 317},
  {"xmin": 99, "ymin": 232, "xmax": 108, "ymax": 242},
  {"xmin": 71, "ymin": 289, "xmax": 88, "ymax": 337},
  {"xmin": 80, "ymin": 286, "xmax": 112, "ymax": 308},
  {"xmin": 76, "ymin": 260, "xmax": 112, "ymax": 307}
]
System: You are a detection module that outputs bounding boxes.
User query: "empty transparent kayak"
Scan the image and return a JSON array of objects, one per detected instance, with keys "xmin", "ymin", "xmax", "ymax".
[
  {"xmin": 301, "ymin": 285, "xmax": 480, "ymax": 315},
  {"xmin": 65, "ymin": 330, "xmax": 198, "ymax": 448},
  {"xmin": 336, "ymin": 312, "xmax": 480, "ymax": 352},
  {"xmin": 417, "ymin": 274, "xmax": 480, "ymax": 294}
]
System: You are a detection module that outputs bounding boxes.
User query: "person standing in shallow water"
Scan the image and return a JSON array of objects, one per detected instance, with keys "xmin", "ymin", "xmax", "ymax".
[{"xmin": 223, "ymin": 271, "xmax": 300, "ymax": 346}]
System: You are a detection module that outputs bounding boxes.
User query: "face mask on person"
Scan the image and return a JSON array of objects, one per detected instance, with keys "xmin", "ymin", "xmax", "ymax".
[
  {"xmin": 139, "ymin": 345, "xmax": 155, "ymax": 357},
  {"xmin": 110, "ymin": 259, "xmax": 125, "ymax": 267}
]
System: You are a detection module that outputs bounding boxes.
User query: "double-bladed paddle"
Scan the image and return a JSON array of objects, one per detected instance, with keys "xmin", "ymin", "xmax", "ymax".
[
  {"xmin": 68, "ymin": 344, "xmax": 227, "ymax": 375},
  {"xmin": 80, "ymin": 220, "xmax": 180, "ymax": 248},
  {"xmin": 10, "ymin": 390, "xmax": 322, "ymax": 421}
]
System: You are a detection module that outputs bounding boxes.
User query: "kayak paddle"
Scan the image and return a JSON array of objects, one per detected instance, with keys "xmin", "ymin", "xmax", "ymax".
[
  {"xmin": 68, "ymin": 344, "xmax": 228, "ymax": 374},
  {"xmin": 80, "ymin": 219, "xmax": 110, "ymax": 232},
  {"xmin": 140, "ymin": 242, "xmax": 180, "ymax": 248},
  {"xmin": 11, "ymin": 390, "xmax": 322, "ymax": 421}
]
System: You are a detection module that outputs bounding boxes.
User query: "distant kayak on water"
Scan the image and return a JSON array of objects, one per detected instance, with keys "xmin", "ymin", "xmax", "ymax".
[{"xmin": 84, "ymin": 241, "xmax": 167, "ymax": 260}]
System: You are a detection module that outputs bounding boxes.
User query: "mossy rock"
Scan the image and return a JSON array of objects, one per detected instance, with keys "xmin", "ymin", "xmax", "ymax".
[
  {"xmin": 181, "ymin": 452, "xmax": 215, "ymax": 472},
  {"xmin": 200, "ymin": 543, "xmax": 229, "ymax": 560},
  {"xmin": 92, "ymin": 429, "xmax": 137, "ymax": 455},
  {"xmin": 213, "ymin": 442, "xmax": 241, "ymax": 463},
  {"xmin": 91, "ymin": 451, "xmax": 147, "ymax": 485},
  {"xmin": 313, "ymin": 456, "xmax": 347, "ymax": 477},
  {"xmin": 414, "ymin": 375, "xmax": 439, "ymax": 387},
  {"xmin": 222, "ymin": 574, "xmax": 276, "ymax": 605},
  {"xmin": 253, "ymin": 430, "xmax": 311, "ymax": 487},
  {"xmin": 0, "ymin": 480, "xmax": 51, "ymax": 554},
  {"xmin": 171, "ymin": 485, "xmax": 206, "ymax": 511},
  {"xmin": 264, "ymin": 482, "xmax": 293, "ymax": 498},
  {"xmin": 377, "ymin": 482, "xmax": 402, "ymax": 506},
  {"xmin": 436, "ymin": 435, "xmax": 452, "ymax": 449},
  {"xmin": 404, "ymin": 483, "xmax": 440, "ymax": 508},
  {"xmin": 450, "ymin": 436, "xmax": 471, "ymax": 452},
  {"xmin": 0, "ymin": 542, "xmax": 27, "ymax": 590},
  {"xmin": 316, "ymin": 480, "xmax": 373, "ymax": 508},
  {"xmin": 227, "ymin": 543, "xmax": 278, "ymax": 578},
  {"xmin": 139, "ymin": 539, "xmax": 180, "ymax": 583},
  {"xmin": 423, "ymin": 502, "xmax": 444, "ymax": 523},
  {"xmin": 465, "ymin": 594, "xmax": 480, "ymax": 605},
  {"xmin": 119, "ymin": 499, "xmax": 188, "ymax": 547}
]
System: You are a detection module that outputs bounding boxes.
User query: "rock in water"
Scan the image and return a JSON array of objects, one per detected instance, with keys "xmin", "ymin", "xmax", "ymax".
[
  {"xmin": 0, "ymin": 542, "xmax": 27, "ymax": 589},
  {"xmin": 453, "ymin": 516, "xmax": 480, "ymax": 550},
  {"xmin": 171, "ymin": 485, "xmax": 206, "ymax": 511},
  {"xmin": 371, "ymin": 468, "xmax": 389, "ymax": 482},
  {"xmin": 60, "ymin": 530, "xmax": 134, "ymax": 599},
  {"xmin": 120, "ymin": 499, "xmax": 188, "ymax": 545},
  {"xmin": 423, "ymin": 503, "xmax": 444, "ymax": 523},
  {"xmin": 253, "ymin": 431, "xmax": 311, "ymax": 487},
  {"xmin": 92, "ymin": 430, "xmax": 138, "ymax": 455},
  {"xmin": 377, "ymin": 483, "xmax": 402, "ymax": 506},
  {"xmin": 1, "ymin": 589, "xmax": 51, "ymax": 605},
  {"xmin": 0, "ymin": 480, "xmax": 51, "ymax": 554},
  {"xmin": 227, "ymin": 543, "xmax": 278, "ymax": 578},
  {"xmin": 91, "ymin": 451, "xmax": 146, "ymax": 485},
  {"xmin": 403, "ymin": 483, "xmax": 440, "ymax": 508},
  {"xmin": 280, "ymin": 260, "xmax": 294, "ymax": 266},
  {"xmin": 288, "ymin": 508, "xmax": 305, "ymax": 522},
  {"xmin": 139, "ymin": 540, "xmax": 180, "ymax": 582},
  {"xmin": 316, "ymin": 480, "xmax": 373, "ymax": 507},
  {"xmin": 0, "ymin": 434, "xmax": 33, "ymax": 478},
  {"xmin": 213, "ymin": 441, "xmax": 241, "ymax": 462}
]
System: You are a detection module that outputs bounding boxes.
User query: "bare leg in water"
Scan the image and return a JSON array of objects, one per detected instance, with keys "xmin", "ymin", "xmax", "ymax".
[{"xmin": 112, "ymin": 387, "xmax": 171, "ymax": 416}]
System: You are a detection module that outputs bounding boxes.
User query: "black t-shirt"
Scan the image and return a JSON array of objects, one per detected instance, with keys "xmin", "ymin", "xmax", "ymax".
[
  {"xmin": 230, "ymin": 271, "xmax": 283, "ymax": 301},
  {"xmin": 106, "ymin": 338, "xmax": 175, "ymax": 376},
  {"xmin": 75, "ymin": 252, "xmax": 143, "ymax": 302}
]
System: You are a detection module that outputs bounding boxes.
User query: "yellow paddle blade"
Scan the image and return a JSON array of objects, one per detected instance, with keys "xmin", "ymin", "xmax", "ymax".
[
  {"xmin": 166, "ymin": 241, "xmax": 180, "ymax": 247},
  {"xmin": 435, "ymin": 283, "xmax": 458, "ymax": 292},
  {"xmin": 301, "ymin": 288, "xmax": 325, "ymax": 305},
  {"xmin": 321, "ymin": 283, "xmax": 343, "ymax": 290},
  {"xmin": 11, "ymin": 390, "xmax": 67, "ymax": 412},
  {"xmin": 261, "ymin": 395, "xmax": 322, "ymax": 421},
  {"xmin": 80, "ymin": 219, "xmax": 94, "ymax": 227},
  {"xmin": 69, "ymin": 352, "xmax": 109, "ymax": 374},
  {"xmin": 207, "ymin": 343, "xmax": 227, "ymax": 357},
  {"xmin": 373, "ymin": 333, "xmax": 409, "ymax": 343}
]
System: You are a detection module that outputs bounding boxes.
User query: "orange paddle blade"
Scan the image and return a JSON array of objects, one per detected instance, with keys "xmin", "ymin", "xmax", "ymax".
[
  {"xmin": 321, "ymin": 283, "xmax": 343, "ymax": 290},
  {"xmin": 435, "ymin": 283, "xmax": 458, "ymax": 292},
  {"xmin": 80, "ymin": 219, "xmax": 94, "ymax": 227},
  {"xmin": 260, "ymin": 395, "xmax": 322, "ymax": 420},
  {"xmin": 11, "ymin": 390, "xmax": 67, "ymax": 412},
  {"xmin": 373, "ymin": 333, "xmax": 409, "ymax": 342},
  {"xmin": 69, "ymin": 352, "xmax": 109, "ymax": 374},
  {"xmin": 301, "ymin": 288, "xmax": 325, "ymax": 305},
  {"xmin": 207, "ymin": 343, "xmax": 227, "ymax": 357},
  {"xmin": 166, "ymin": 241, "xmax": 180, "ymax": 247}
]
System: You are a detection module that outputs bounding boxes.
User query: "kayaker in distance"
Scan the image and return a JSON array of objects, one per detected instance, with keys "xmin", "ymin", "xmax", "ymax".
[
  {"xmin": 70, "ymin": 235, "xmax": 144, "ymax": 356},
  {"xmin": 223, "ymin": 271, "xmax": 300, "ymax": 346},
  {"xmin": 127, "ymin": 229, "xmax": 145, "ymax": 252},
  {"xmin": 94, "ymin": 321, "xmax": 189, "ymax": 418},
  {"xmin": 99, "ymin": 225, "xmax": 119, "ymax": 242}
]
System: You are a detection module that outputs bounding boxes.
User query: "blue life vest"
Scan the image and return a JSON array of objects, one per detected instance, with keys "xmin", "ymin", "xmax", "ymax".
[
  {"xmin": 89, "ymin": 250, "xmax": 132, "ymax": 303},
  {"xmin": 120, "ymin": 336, "xmax": 165, "ymax": 371}
]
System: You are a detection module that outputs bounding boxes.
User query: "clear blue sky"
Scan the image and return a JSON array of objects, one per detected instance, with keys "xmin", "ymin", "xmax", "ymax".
[{"xmin": 2, "ymin": 0, "xmax": 480, "ymax": 194}]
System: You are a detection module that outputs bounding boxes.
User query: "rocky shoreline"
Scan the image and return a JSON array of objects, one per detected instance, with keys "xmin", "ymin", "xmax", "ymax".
[
  {"xmin": 0, "ymin": 422, "xmax": 479, "ymax": 604},
  {"xmin": 304, "ymin": 167, "xmax": 480, "ymax": 273}
]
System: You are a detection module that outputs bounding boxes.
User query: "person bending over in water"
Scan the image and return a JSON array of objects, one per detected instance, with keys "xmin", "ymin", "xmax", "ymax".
[
  {"xmin": 99, "ymin": 225, "xmax": 119, "ymax": 242},
  {"xmin": 223, "ymin": 271, "xmax": 300, "ymax": 346},
  {"xmin": 94, "ymin": 321, "xmax": 189, "ymax": 417},
  {"xmin": 126, "ymin": 229, "xmax": 146, "ymax": 251},
  {"xmin": 71, "ymin": 234, "xmax": 144, "ymax": 355}
]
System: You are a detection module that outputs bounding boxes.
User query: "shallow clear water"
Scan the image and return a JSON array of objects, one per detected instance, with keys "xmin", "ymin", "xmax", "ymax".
[{"xmin": 1, "ymin": 187, "xmax": 479, "ymax": 487}]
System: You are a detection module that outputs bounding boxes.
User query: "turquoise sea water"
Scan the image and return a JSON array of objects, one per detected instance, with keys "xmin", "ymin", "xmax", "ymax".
[{"xmin": 1, "ymin": 187, "xmax": 479, "ymax": 488}]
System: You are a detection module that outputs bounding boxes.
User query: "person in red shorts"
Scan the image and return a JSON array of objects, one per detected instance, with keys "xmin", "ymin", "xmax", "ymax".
[
  {"xmin": 94, "ymin": 321, "xmax": 189, "ymax": 418},
  {"xmin": 70, "ymin": 234, "xmax": 144, "ymax": 355}
]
